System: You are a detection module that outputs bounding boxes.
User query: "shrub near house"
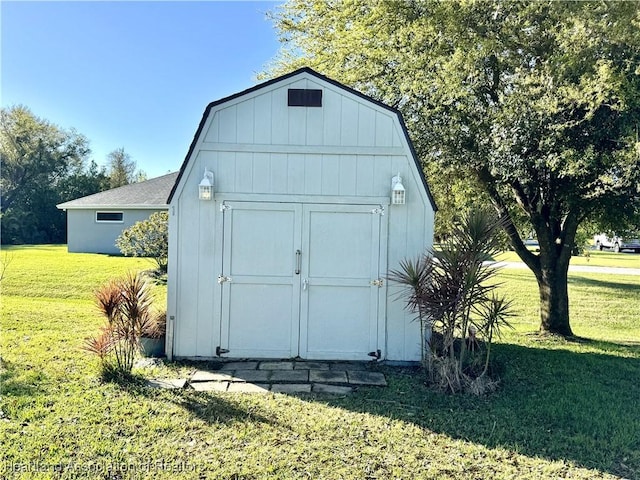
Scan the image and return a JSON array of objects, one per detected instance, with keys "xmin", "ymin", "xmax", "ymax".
[{"xmin": 116, "ymin": 211, "xmax": 168, "ymax": 273}]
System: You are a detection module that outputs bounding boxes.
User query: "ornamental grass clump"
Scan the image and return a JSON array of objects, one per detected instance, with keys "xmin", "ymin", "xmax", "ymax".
[
  {"xmin": 84, "ymin": 272, "xmax": 154, "ymax": 379},
  {"xmin": 389, "ymin": 208, "xmax": 513, "ymax": 395}
]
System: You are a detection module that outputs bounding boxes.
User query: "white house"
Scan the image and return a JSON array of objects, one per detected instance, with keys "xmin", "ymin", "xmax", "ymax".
[
  {"xmin": 166, "ymin": 68, "xmax": 436, "ymax": 362},
  {"xmin": 57, "ymin": 172, "xmax": 178, "ymax": 254}
]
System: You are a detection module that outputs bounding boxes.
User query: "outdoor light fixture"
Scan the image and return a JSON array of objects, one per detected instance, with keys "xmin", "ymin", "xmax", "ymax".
[
  {"xmin": 391, "ymin": 173, "xmax": 406, "ymax": 205},
  {"xmin": 199, "ymin": 169, "xmax": 214, "ymax": 201}
]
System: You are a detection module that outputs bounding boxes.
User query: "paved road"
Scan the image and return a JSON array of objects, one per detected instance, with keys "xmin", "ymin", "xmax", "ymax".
[{"xmin": 493, "ymin": 261, "xmax": 640, "ymax": 276}]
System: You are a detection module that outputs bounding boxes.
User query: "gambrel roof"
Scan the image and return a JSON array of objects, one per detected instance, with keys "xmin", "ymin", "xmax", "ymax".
[
  {"xmin": 57, "ymin": 172, "xmax": 178, "ymax": 210},
  {"xmin": 167, "ymin": 67, "xmax": 436, "ymax": 210}
]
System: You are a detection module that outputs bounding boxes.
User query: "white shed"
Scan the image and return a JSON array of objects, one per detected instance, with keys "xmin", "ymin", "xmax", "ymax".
[{"xmin": 167, "ymin": 68, "xmax": 436, "ymax": 362}]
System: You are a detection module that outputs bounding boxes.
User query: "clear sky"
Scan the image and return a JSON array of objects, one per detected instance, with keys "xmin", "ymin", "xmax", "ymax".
[{"xmin": 1, "ymin": 0, "xmax": 282, "ymax": 178}]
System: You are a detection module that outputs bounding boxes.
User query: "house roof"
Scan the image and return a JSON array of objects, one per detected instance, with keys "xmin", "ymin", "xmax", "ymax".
[
  {"xmin": 167, "ymin": 67, "xmax": 437, "ymax": 211},
  {"xmin": 57, "ymin": 172, "xmax": 179, "ymax": 210}
]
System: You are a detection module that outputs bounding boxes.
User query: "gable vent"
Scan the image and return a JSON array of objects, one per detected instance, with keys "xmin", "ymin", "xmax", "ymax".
[{"xmin": 288, "ymin": 89, "xmax": 322, "ymax": 107}]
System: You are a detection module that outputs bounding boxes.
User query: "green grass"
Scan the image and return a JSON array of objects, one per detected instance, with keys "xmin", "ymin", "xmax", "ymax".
[{"xmin": 1, "ymin": 245, "xmax": 640, "ymax": 479}]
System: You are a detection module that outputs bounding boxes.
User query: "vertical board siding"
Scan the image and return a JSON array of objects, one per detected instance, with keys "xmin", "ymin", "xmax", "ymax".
[
  {"xmin": 357, "ymin": 104, "xmax": 376, "ymax": 147},
  {"xmin": 375, "ymin": 112, "xmax": 393, "ymax": 147},
  {"xmin": 236, "ymin": 99, "xmax": 255, "ymax": 144},
  {"xmin": 252, "ymin": 153, "xmax": 271, "ymax": 193},
  {"xmin": 304, "ymin": 154, "xmax": 323, "ymax": 194},
  {"xmin": 287, "ymin": 154, "xmax": 305, "ymax": 194},
  {"xmin": 355, "ymin": 155, "xmax": 375, "ymax": 196},
  {"xmin": 169, "ymin": 71, "xmax": 435, "ymax": 361},
  {"xmin": 196, "ymin": 198, "xmax": 216, "ymax": 356},
  {"xmin": 321, "ymin": 155, "xmax": 340, "ymax": 195},
  {"xmin": 253, "ymin": 93, "xmax": 272, "ymax": 144},
  {"xmin": 322, "ymin": 89, "xmax": 342, "ymax": 146},
  {"xmin": 218, "ymin": 106, "xmax": 237, "ymax": 143},
  {"xmin": 270, "ymin": 153, "xmax": 288, "ymax": 193},
  {"xmin": 338, "ymin": 155, "xmax": 357, "ymax": 196},
  {"xmin": 271, "ymin": 88, "xmax": 289, "ymax": 144},
  {"xmin": 340, "ymin": 97, "xmax": 359, "ymax": 146},
  {"xmin": 234, "ymin": 152, "xmax": 253, "ymax": 193}
]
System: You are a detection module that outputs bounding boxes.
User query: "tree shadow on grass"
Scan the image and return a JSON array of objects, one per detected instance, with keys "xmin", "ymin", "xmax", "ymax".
[
  {"xmin": 310, "ymin": 342, "xmax": 640, "ymax": 479},
  {"xmin": 111, "ymin": 367, "xmax": 275, "ymax": 427},
  {"xmin": 0, "ymin": 357, "xmax": 43, "ymax": 398},
  {"xmin": 568, "ymin": 274, "xmax": 640, "ymax": 291}
]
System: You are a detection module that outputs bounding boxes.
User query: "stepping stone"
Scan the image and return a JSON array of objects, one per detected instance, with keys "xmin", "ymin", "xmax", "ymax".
[
  {"xmin": 219, "ymin": 361, "xmax": 259, "ymax": 371},
  {"xmin": 309, "ymin": 370, "xmax": 348, "ymax": 384},
  {"xmin": 294, "ymin": 361, "xmax": 330, "ymax": 370},
  {"xmin": 191, "ymin": 381, "xmax": 229, "ymax": 392},
  {"xmin": 347, "ymin": 370, "xmax": 387, "ymax": 386},
  {"xmin": 271, "ymin": 383, "xmax": 312, "ymax": 394},
  {"xmin": 330, "ymin": 362, "xmax": 369, "ymax": 371},
  {"xmin": 227, "ymin": 383, "xmax": 270, "ymax": 393},
  {"xmin": 312, "ymin": 383, "xmax": 353, "ymax": 394},
  {"xmin": 233, "ymin": 369, "xmax": 271, "ymax": 382},
  {"xmin": 271, "ymin": 370, "xmax": 309, "ymax": 382},
  {"xmin": 191, "ymin": 371, "xmax": 237, "ymax": 382},
  {"xmin": 258, "ymin": 361, "xmax": 294, "ymax": 370},
  {"xmin": 145, "ymin": 378, "xmax": 187, "ymax": 389}
]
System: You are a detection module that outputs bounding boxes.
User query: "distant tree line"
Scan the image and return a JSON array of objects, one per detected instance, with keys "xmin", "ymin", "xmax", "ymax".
[{"xmin": 0, "ymin": 106, "xmax": 144, "ymax": 245}]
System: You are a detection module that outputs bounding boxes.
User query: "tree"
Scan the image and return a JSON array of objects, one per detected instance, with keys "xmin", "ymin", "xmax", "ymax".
[
  {"xmin": 0, "ymin": 105, "xmax": 93, "ymax": 244},
  {"xmin": 268, "ymin": 0, "xmax": 640, "ymax": 336},
  {"xmin": 107, "ymin": 147, "xmax": 137, "ymax": 188},
  {"xmin": 115, "ymin": 211, "xmax": 168, "ymax": 273}
]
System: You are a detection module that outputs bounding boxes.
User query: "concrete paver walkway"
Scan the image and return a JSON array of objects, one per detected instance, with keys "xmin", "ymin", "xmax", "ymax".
[{"xmin": 148, "ymin": 360, "xmax": 387, "ymax": 394}]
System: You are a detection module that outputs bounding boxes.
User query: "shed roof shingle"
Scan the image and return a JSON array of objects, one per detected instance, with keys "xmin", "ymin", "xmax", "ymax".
[{"xmin": 57, "ymin": 172, "xmax": 179, "ymax": 209}]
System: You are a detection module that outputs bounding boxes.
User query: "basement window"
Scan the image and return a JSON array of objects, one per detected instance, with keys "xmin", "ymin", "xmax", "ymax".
[
  {"xmin": 288, "ymin": 89, "xmax": 323, "ymax": 107},
  {"xmin": 96, "ymin": 211, "xmax": 123, "ymax": 223}
]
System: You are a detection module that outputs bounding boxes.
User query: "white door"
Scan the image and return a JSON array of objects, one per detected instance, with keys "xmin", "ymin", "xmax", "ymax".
[
  {"xmin": 220, "ymin": 202, "xmax": 302, "ymax": 358},
  {"xmin": 299, "ymin": 204, "xmax": 382, "ymax": 360},
  {"xmin": 219, "ymin": 201, "xmax": 383, "ymax": 360}
]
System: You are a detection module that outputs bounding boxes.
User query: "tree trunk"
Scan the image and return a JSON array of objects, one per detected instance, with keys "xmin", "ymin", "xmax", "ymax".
[{"xmin": 535, "ymin": 261, "xmax": 573, "ymax": 336}]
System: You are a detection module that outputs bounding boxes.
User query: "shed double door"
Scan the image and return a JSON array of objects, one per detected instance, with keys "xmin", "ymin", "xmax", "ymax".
[{"xmin": 219, "ymin": 201, "xmax": 383, "ymax": 360}]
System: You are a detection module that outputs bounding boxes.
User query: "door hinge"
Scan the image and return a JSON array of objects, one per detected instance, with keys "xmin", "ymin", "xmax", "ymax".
[
  {"xmin": 368, "ymin": 349, "xmax": 381, "ymax": 360},
  {"xmin": 370, "ymin": 206, "xmax": 385, "ymax": 216},
  {"xmin": 370, "ymin": 279, "xmax": 384, "ymax": 287},
  {"xmin": 220, "ymin": 203, "xmax": 231, "ymax": 212},
  {"xmin": 216, "ymin": 346, "xmax": 229, "ymax": 356},
  {"xmin": 217, "ymin": 274, "xmax": 232, "ymax": 284}
]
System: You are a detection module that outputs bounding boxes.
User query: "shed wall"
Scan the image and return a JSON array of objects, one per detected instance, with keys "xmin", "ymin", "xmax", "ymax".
[{"xmin": 168, "ymin": 73, "xmax": 434, "ymax": 362}]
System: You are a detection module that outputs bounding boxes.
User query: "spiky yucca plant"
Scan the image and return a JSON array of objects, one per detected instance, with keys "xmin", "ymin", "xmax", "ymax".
[{"xmin": 389, "ymin": 208, "xmax": 513, "ymax": 394}]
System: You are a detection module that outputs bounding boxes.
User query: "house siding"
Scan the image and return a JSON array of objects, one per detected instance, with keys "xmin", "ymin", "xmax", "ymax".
[{"xmin": 66, "ymin": 208, "xmax": 166, "ymax": 254}]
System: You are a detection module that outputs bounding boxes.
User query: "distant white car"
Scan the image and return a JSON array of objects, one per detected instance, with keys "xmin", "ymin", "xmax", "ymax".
[{"xmin": 593, "ymin": 233, "xmax": 640, "ymax": 253}]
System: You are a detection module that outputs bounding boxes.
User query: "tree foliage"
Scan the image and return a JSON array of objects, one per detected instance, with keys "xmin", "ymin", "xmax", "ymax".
[
  {"xmin": 268, "ymin": 0, "xmax": 640, "ymax": 335},
  {"xmin": 0, "ymin": 105, "xmax": 109, "ymax": 244},
  {"xmin": 107, "ymin": 147, "xmax": 138, "ymax": 188},
  {"xmin": 115, "ymin": 211, "xmax": 168, "ymax": 273}
]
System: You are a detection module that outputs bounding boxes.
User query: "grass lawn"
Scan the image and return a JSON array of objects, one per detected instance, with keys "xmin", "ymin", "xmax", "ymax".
[
  {"xmin": 1, "ymin": 245, "xmax": 639, "ymax": 479},
  {"xmin": 496, "ymin": 249, "xmax": 640, "ymax": 269}
]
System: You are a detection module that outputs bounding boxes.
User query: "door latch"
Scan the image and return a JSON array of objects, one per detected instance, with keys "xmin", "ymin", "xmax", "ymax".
[
  {"xmin": 216, "ymin": 346, "xmax": 229, "ymax": 356},
  {"xmin": 217, "ymin": 275, "xmax": 232, "ymax": 284},
  {"xmin": 302, "ymin": 278, "xmax": 309, "ymax": 291},
  {"xmin": 370, "ymin": 279, "xmax": 384, "ymax": 287}
]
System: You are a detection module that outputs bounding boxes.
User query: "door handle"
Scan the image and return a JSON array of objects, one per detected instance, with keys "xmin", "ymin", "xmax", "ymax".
[{"xmin": 295, "ymin": 249, "xmax": 301, "ymax": 274}]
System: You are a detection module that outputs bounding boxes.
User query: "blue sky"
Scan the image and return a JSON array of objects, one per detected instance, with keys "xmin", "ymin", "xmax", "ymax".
[{"xmin": 1, "ymin": 1, "xmax": 282, "ymax": 178}]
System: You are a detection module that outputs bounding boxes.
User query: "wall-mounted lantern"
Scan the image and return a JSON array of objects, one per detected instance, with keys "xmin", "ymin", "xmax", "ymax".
[
  {"xmin": 391, "ymin": 173, "xmax": 406, "ymax": 205},
  {"xmin": 199, "ymin": 169, "xmax": 214, "ymax": 201}
]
